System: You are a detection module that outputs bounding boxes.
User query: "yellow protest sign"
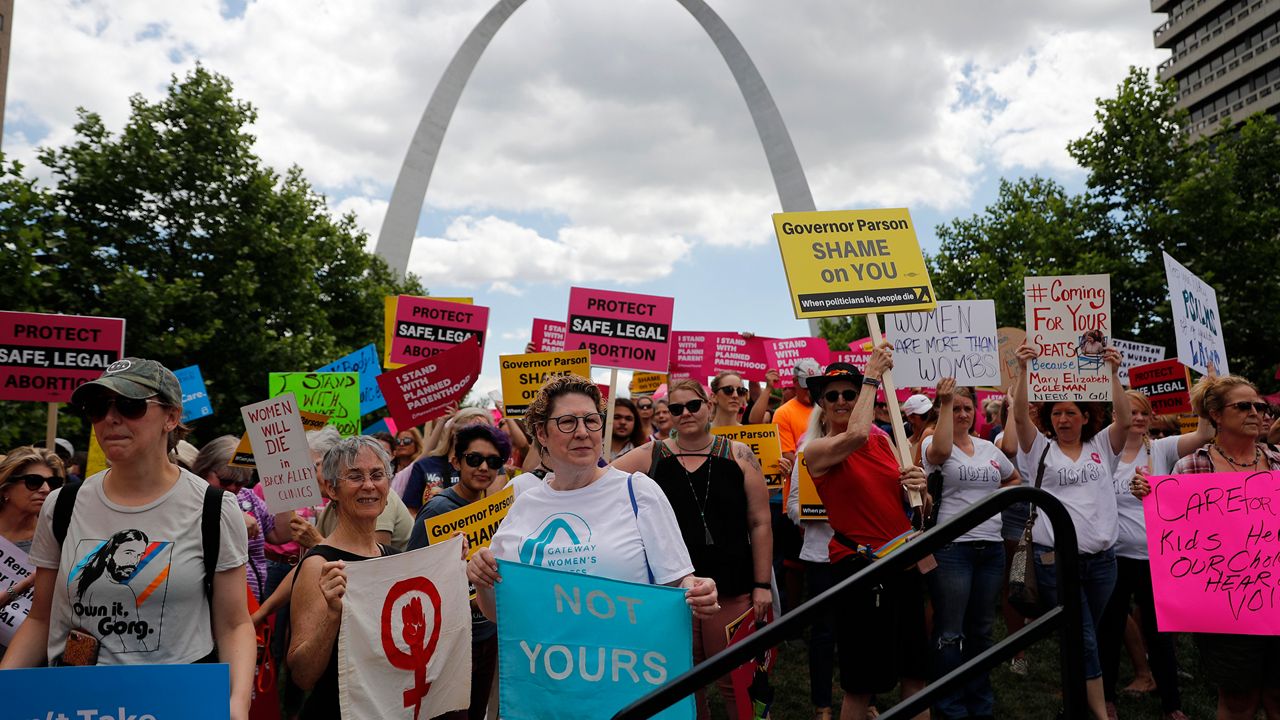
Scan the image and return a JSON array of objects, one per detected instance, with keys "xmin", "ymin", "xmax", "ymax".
[
  {"xmin": 711, "ymin": 424, "xmax": 783, "ymax": 489},
  {"xmin": 629, "ymin": 372, "xmax": 667, "ymax": 395},
  {"xmin": 230, "ymin": 410, "xmax": 330, "ymax": 468},
  {"xmin": 382, "ymin": 295, "xmax": 473, "ymax": 369},
  {"xmin": 773, "ymin": 208, "xmax": 936, "ymax": 319},
  {"xmin": 796, "ymin": 452, "xmax": 827, "ymax": 520},
  {"xmin": 1178, "ymin": 414, "xmax": 1199, "ymax": 435},
  {"xmin": 422, "ymin": 485, "xmax": 515, "ymax": 557},
  {"xmin": 87, "ymin": 429, "xmax": 108, "ymax": 476},
  {"xmin": 499, "ymin": 349, "xmax": 592, "ymax": 416}
]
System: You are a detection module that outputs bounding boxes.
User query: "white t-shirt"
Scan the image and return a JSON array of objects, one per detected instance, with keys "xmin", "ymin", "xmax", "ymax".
[
  {"xmin": 1027, "ymin": 429, "xmax": 1121, "ymax": 554},
  {"xmin": 786, "ymin": 443, "xmax": 833, "ymax": 563},
  {"xmin": 29, "ymin": 470, "xmax": 249, "ymax": 665},
  {"xmin": 1113, "ymin": 435, "xmax": 1181, "ymax": 560},
  {"xmin": 923, "ymin": 436, "xmax": 1016, "ymax": 542},
  {"xmin": 490, "ymin": 467, "xmax": 694, "ymax": 585}
]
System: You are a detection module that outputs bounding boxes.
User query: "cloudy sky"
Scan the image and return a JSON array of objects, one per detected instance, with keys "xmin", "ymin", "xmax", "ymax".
[{"xmin": 5, "ymin": 0, "xmax": 1166, "ymax": 397}]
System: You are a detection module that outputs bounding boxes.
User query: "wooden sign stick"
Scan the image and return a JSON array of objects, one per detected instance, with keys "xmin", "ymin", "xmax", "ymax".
[
  {"xmin": 602, "ymin": 368, "xmax": 619, "ymax": 459},
  {"xmin": 45, "ymin": 402, "xmax": 58, "ymax": 451},
  {"xmin": 866, "ymin": 313, "xmax": 923, "ymax": 508}
]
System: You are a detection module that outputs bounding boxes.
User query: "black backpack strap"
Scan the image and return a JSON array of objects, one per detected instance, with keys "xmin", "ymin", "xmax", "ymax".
[
  {"xmin": 201, "ymin": 484, "xmax": 222, "ymax": 601},
  {"xmin": 52, "ymin": 480, "xmax": 84, "ymax": 546},
  {"xmin": 648, "ymin": 440, "xmax": 666, "ymax": 479}
]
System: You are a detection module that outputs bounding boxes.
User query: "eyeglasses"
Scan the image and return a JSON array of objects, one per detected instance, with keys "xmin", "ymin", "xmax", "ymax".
[
  {"xmin": 549, "ymin": 413, "xmax": 605, "ymax": 433},
  {"xmin": 823, "ymin": 389, "xmax": 859, "ymax": 403},
  {"xmin": 716, "ymin": 386, "xmax": 749, "ymax": 397},
  {"xmin": 636, "ymin": 402, "xmax": 653, "ymax": 410},
  {"xmin": 1228, "ymin": 401, "xmax": 1271, "ymax": 414},
  {"xmin": 396, "ymin": 437, "xmax": 415, "ymax": 446},
  {"xmin": 462, "ymin": 452, "xmax": 504, "ymax": 470},
  {"xmin": 4, "ymin": 473, "xmax": 63, "ymax": 492},
  {"xmin": 78, "ymin": 394, "xmax": 163, "ymax": 423},
  {"xmin": 340, "ymin": 470, "xmax": 388, "ymax": 486},
  {"xmin": 668, "ymin": 399, "xmax": 705, "ymax": 416}
]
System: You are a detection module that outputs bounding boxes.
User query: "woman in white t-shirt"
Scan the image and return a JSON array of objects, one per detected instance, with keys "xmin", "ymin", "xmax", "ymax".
[
  {"xmin": 469, "ymin": 374, "xmax": 719, "ymax": 622},
  {"xmin": 923, "ymin": 379, "xmax": 1020, "ymax": 720},
  {"xmin": 1012, "ymin": 343, "xmax": 1130, "ymax": 720}
]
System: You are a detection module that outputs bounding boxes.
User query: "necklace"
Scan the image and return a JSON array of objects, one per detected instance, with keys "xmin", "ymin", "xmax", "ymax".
[
  {"xmin": 674, "ymin": 438, "xmax": 716, "ymax": 546},
  {"xmin": 674, "ymin": 436, "xmax": 713, "ymax": 454},
  {"xmin": 1214, "ymin": 442, "xmax": 1261, "ymax": 471}
]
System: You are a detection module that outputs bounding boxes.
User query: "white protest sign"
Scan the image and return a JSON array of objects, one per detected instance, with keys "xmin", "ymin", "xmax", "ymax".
[
  {"xmin": 240, "ymin": 393, "xmax": 322, "ymax": 514},
  {"xmin": 1163, "ymin": 252, "xmax": 1228, "ymax": 375},
  {"xmin": 1024, "ymin": 274, "xmax": 1113, "ymax": 402},
  {"xmin": 1111, "ymin": 338, "xmax": 1165, "ymax": 386},
  {"xmin": 885, "ymin": 299, "xmax": 999, "ymax": 387},
  {"xmin": 0, "ymin": 534, "xmax": 34, "ymax": 645}
]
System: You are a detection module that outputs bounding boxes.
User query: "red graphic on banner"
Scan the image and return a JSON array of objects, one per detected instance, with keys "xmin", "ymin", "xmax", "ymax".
[{"xmin": 381, "ymin": 577, "xmax": 443, "ymax": 719}]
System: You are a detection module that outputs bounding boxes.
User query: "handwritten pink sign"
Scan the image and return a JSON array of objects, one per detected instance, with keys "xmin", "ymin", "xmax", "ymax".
[
  {"xmin": 565, "ymin": 287, "xmax": 674, "ymax": 373},
  {"xmin": 707, "ymin": 333, "xmax": 770, "ymax": 382},
  {"xmin": 531, "ymin": 318, "xmax": 566, "ymax": 353},
  {"xmin": 1143, "ymin": 470, "xmax": 1280, "ymax": 635},
  {"xmin": 390, "ymin": 295, "xmax": 489, "ymax": 366},
  {"xmin": 764, "ymin": 337, "xmax": 831, "ymax": 388}
]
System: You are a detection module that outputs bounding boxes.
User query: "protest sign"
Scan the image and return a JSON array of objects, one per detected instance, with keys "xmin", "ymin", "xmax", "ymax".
[
  {"xmin": 0, "ymin": 311, "xmax": 126, "ymax": 403},
  {"xmin": 629, "ymin": 372, "xmax": 667, "ymax": 395},
  {"xmin": 378, "ymin": 336, "xmax": 482, "ymax": 429},
  {"xmin": 390, "ymin": 295, "xmax": 488, "ymax": 368},
  {"xmin": 385, "ymin": 296, "xmax": 474, "ymax": 368},
  {"xmin": 724, "ymin": 608, "xmax": 778, "ymax": 720},
  {"xmin": 565, "ymin": 287, "xmax": 674, "ymax": 374},
  {"xmin": 86, "ymin": 428, "xmax": 108, "ymax": 476},
  {"xmin": 712, "ymin": 424, "xmax": 783, "ymax": 489},
  {"xmin": 670, "ymin": 331, "xmax": 712, "ymax": 382},
  {"xmin": 773, "ymin": 208, "xmax": 937, "ymax": 318},
  {"xmin": 1129, "ymin": 359, "xmax": 1192, "ymax": 415},
  {"xmin": 319, "ymin": 343, "xmax": 386, "ymax": 415},
  {"xmin": 1111, "ymin": 338, "xmax": 1165, "ymax": 386},
  {"xmin": 231, "ymin": 409, "xmax": 329, "ymax": 469},
  {"xmin": 996, "ymin": 327, "xmax": 1026, "ymax": 389},
  {"xmin": 4, "ymin": 664, "xmax": 229, "ymax": 720},
  {"xmin": 532, "ymin": 318, "xmax": 567, "ymax": 353},
  {"xmin": 496, "ymin": 560, "xmax": 695, "ymax": 720},
  {"xmin": 1178, "ymin": 415, "xmax": 1199, "ymax": 435},
  {"xmin": 796, "ymin": 453, "xmax": 827, "ymax": 520},
  {"xmin": 421, "ymin": 485, "xmax": 515, "ymax": 556},
  {"xmin": 707, "ymin": 333, "xmax": 770, "ymax": 382},
  {"xmin": 764, "ymin": 338, "xmax": 831, "ymax": 388},
  {"xmin": 240, "ymin": 394, "xmax": 321, "ymax": 514},
  {"xmin": 173, "ymin": 364, "xmax": 214, "ymax": 423},
  {"xmin": 270, "ymin": 372, "xmax": 360, "ymax": 437},
  {"xmin": 973, "ymin": 390, "xmax": 1005, "ymax": 440},
  {"xmin": 0, "ymin": 534, "xmax": 34, "ymax": 646},
  {"xmin": 363, "ymin": 417, "xmax": 398, "ymax": 436},
  {"xmin": 1163, "ymin": 252, "xmax": 1228, "ymax": 375},
  {"xmin": 1143, "ymin": 470, "xmax": 1280, "ymax": 634},
  {"xmin": 1023, "ymin": 274, "xmax": 1113, "ymax": 402},
  {"xmin": 885, "ymin": 300, "xmax": 999, "ymax": 387},
  {"xmin": 831, "ymin": 336, "xmax": 873, "ymax": 372},
  {"xmin": 500, "ymin": 349, "xmax": 592, "ymax": 417},
  {"xmin": 339, "ymin": 537, "xmax": 472, "ymax": 720}
]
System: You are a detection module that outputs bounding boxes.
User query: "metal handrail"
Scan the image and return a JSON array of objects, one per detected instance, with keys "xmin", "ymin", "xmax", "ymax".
[{"xmin": 612, "ymin": 485, "xmax": 1087, "ymax": 719}]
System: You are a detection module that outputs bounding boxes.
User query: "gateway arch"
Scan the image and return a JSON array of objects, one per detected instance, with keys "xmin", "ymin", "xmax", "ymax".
[{"xmin": 375, "ymin": 0, "xmax": 817, "ymax": 277}]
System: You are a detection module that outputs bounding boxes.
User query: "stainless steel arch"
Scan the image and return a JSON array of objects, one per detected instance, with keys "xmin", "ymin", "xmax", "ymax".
[{"xmin": 375, "ymin": 0, "xmax": 817, "ymax": 276}]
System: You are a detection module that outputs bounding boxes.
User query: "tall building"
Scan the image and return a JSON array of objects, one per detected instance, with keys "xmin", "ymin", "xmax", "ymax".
[
  {"xmin": 1153, "ymin": 0, "xmax": 1280, "ymax": 139},
  {"xmin": 0, "ymin": 0, "xmax": 11, "ymax": 150}
]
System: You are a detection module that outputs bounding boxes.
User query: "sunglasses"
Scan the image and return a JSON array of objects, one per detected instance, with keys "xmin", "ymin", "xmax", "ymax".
[
  {"xmin": 668, "ymin": 399, "xmax": 705, "ymax": 416},
  {"xmin": 462, "ymin": 452, "xmax": 504, "ymax": 470},
  {"xmin": 396, "ymin": 437, "xmax": 416, "ymax": 446},
  {"xmin": 823, "ymin": 389, "xmax": 859, "ymax": 403},
  {"xmin": 1228, "ymin": 401, "xmax": 1271, "ymax": 414},
  {"xmin": 5, "ymin": 473, "xmax": 63, "ymax": 492},
  {"xmin": 78, "ymin": 394, "xmax": 163, "ymax": 423},
  {"xmin": 636, "ymin": 402, "xmax": 653, "ymax": 410},
  {"xmin": 549, "ymin": 413, "xmax": 605, "ymax": 434},
  {"xmin": 1148, "ymin": 429, "xmax": 1170, "ymax": 438},
  {"xmin": 717, "ymin": 386, "xmax": 749, "ymax": 397}
]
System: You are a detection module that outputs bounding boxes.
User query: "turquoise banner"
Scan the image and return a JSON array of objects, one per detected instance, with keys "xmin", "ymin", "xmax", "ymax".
[
  {"xmin": 4, "ymin": 663, "xmax": 229, "ymax": 719},
  {"xmin": 496, "ymin": 560, "xmax": 695, "ymax": 720}
]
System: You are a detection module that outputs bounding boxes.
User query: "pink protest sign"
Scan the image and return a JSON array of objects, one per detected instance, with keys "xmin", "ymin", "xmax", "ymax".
[
  {"xmin": 707, "ymin": 333, "xmax": 769, "ymax": 382},
  {"xmin": 0, "ymin": 311, "xmax": 127, "ymax": 403},
  {"xmin": 389, "ymin": 295, "xmax": 489, "ymax": 366},
  {"xmin": 764, "ymin": 337, "xmax": 831, "ymax": 388},
  {"xmin": 531, "ymin": 318, "xmax": 566, "ymax": 353},
  {"xmin": 831, "ymin": 337, "xmax": 873, "ymax": 372},
  {"xmin": 973, "ymin": 390, "xmax": 1006, "ymax": 439},
  {"xmin": 564, "ymin": 287, "xmax": 674, "ymax": 373},
  {"xmin": 1143, "ymin": 470, "xmax": 1280, "ymax": 635},
  {"xmin": 670, "ymin": 331, "xmax": 713, "ymax": 381},
  {"xmin": 378, "ymin": 337, "xmax": 482, "ymax": 428}
]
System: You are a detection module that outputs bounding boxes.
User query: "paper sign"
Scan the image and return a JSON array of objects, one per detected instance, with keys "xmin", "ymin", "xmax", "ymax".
[
  {"xmin": 270, "ymin": 372, "xmax": 360, "ymax": 437},
  {"xmin": 532, "ymin": 318, "xmax": 567, "ymax": 353},
  {"xmin": 500, "ymin": 350, "xmax": 593, "ymax": 417},
  {"xmin": 1177, "ymin": 415, "xmax": 1199, "ymax": 435},
  {"xmin": 240, "ymin": 394, "xmax": 322, "ymax": 514},
  {"xmin": 773, "ymin": 208, "xmax": 937, "ymax": 318},
  {"xmin": 796, "ymin": 453, "xmax": 827, "ymax": 520},
  {"xmin": 232, "ymin": 410, "xmax": 329, "ymax": 469},
  {"xmin": 1023, "ymin": 274, "xmax": 1113, "ymax": 402},
  {"xmin": 496, "ymin": 560, "xmax": 695, "ymax": 720},
  {"xmin": 1143, "ymin": 471, "xmax": 1280, "ymax": 634},
  {"xmin": 0, "ymin": 311, "xmax": 126, "ymax": 403},
  {"xmin": 996, "ymin": 327, "xmax": 1026, "ymax": 389},
  {"xmin": 339, "ymin": 537, "xmax": 472, "ymax": 719},
  {"xmin": 0, "ymin": 534, "xmax": 34, "ymax": 645},
  {"xmin": 1163, "ymin": 252, "xmax": 1228, "ymax": 375},
  {"xmin": 670, "ymin": 331, "xmax": 712, "ymax": 381},
  {"xmin": 390, "ymin": 295, "xmax": 488, "ymax": 368},
  {"xmin": 629, "ymin": 372, "xmax": 667, "ymax": 396},
  {"xmin": 885, "ymin": 300, "xmax": 999, "ymax": 387},
  {"xmin": 712, "ymin": 424, "xmax": 783, "ymax": 489},
  {"xmin": 764, "ymin": 338, "xmax": 831, "ymax": 389},
  {"xmin": 565, "ymin": 287, "xmax": 674, "ymax": 373},
  {"xmin": 1112, "ymin": 339, "xmax": 1165, "ymax": 386},
  {"xmin": 173, "ymin": 364, "xmax": 214, "ymax": 422},
  {"xmin": 707, "ymin": 333, "xmax": 770, "ymax": 382},
  {"xmin": 831, "ymin": 336, "xmax": 873, "ymax": 372},
  {"xmin": 87, "ymin": 428, "xmax": 108, "ymax": 476},
  {"xmin": 422, "ymin": 485, "xmax": 515, "ymax": 556},
  {"xmin": 319, "ymin": 344, "xmax": 386, "ymax": 416},
  {"xmin": 378, "ymin": 337, "xmax": 482, "ymax": 429},
  {"xmin": 4, "ymin": 664, "xmax": 229, "ymax": 720},
  {"xmin": 385, "ymin": 296, "xmax": 474, "ymax": 369},
  {"xmin": 1130, "ymin": 359, "xmax": 1192, "ymax": 415}
]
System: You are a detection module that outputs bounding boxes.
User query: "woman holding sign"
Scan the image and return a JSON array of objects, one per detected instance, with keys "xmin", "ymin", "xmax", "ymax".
[
  {"xmin": 1012, "ymin": 343, "xmax": 1130, "ymax": 720},
  {"xmin": 0, "ymin": 447, "xmax": 66, "ymax": 659},
  {"xmin": 1133, "ymin": 374, "xmax": 1280, "ymax": 720}
]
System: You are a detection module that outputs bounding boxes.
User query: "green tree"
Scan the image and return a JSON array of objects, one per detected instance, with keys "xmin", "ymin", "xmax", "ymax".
[{"xmin": 0, "ymin": 66, "xmax": 423, "ymax": 449}]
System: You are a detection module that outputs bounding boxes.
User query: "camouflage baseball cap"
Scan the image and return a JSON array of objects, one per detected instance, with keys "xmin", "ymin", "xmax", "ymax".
[{"xmin": 70, "ymin": 357, "xmax": 183, "ymax": 409}]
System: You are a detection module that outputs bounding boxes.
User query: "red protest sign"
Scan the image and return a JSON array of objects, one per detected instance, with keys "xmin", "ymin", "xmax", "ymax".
[
  {"xmin": 531, "ymin": 319, "xmax": 566, "ymax": 353},
  {"xmin": 706, "ymin": 333, "xmax": 770, "ymax": 382},
  {"xmin": 378, "ymin": 337, "xmax": 481, "ymax": 428},
  {"xmin": 0, "ymin": 311, "xmax": 126, "ymax": 402},
  {"xmin": 764, "ymin": 337, "xmax": 831, "ymax": 388},
  {"xmin": 389, "ymin": 295, "xmax": 489, "ymax": 366},
  {"xmin": 565, "ymin": 287, "xmax": 674, "ymax": 373},
  {"xmin": 1129, "ymin": 359, "xmax": 1192, "ymax": 414}
]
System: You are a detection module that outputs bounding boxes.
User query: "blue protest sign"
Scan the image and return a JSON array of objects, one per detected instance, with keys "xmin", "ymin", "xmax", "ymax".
[
  {"xmin": 363, "ymin": 417, "xmax": 398, "ymax": 435},
  {"xmin": 318, "ymin": 343, "xmax": 386, "ymax": 415},
  {"xmin": 4, "ymin": 663, "xmax": 229, "ymax": 719},
  {"xmin": 496, "ymin": 560, "xmax": 694, "ymax": 720},
  {"xmin": 173, "ymin": 364, "xmax": 214, "ymax": 422}
]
